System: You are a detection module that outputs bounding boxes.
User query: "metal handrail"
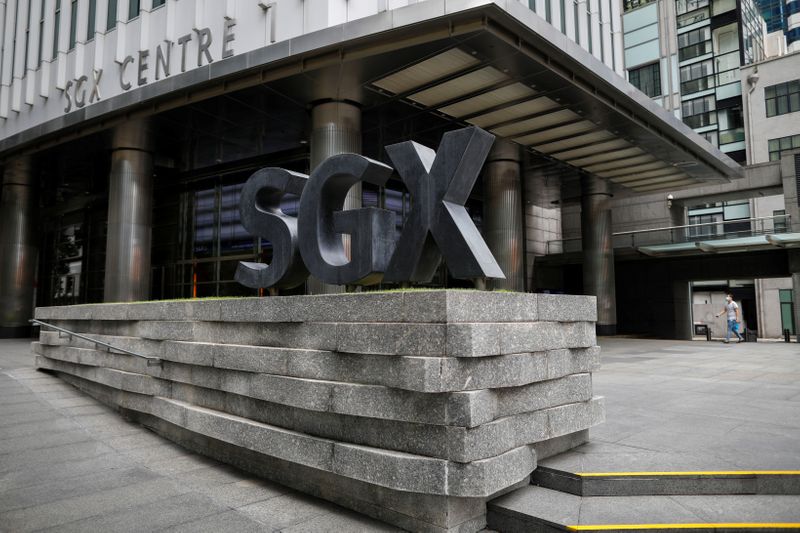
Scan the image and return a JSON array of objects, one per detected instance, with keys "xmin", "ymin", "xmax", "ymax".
[
  {"xmin": 546, "ymin": 214, "xmax": 792, "ymax": 254},
  {"xmin": 612, "ymin": 214, "xmax": 791, "ymax": 236},
  {"xmin": 30, "ymin": 319, "xmax": 162, "ymax": 366}
]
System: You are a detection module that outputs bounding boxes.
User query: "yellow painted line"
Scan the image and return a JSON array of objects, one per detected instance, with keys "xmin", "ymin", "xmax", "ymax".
[
  {"xmin": 566, "ymin": 524, "xmax": 800, "ymax": 531},
  {"xmin": 574, "ymin": 471, "xmax": 800, "ymax": 477}
]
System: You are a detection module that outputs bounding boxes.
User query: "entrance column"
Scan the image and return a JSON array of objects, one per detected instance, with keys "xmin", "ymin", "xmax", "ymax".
[
  {"xmin": 0, "ymin": 156, "xmax": 38, "ymax": 338},
  {"xmin": 791, "ymin": 251, "xmax": 800, "ymax": 340},
  {"xmin": 103, "ymin": 118, "xmax": 154, "ymax": 302},
  {"xmin": 483, "ymin": 140, "xmax": 524, "ymax": 291},
  {"xmin": 306, "ymin": 100, "xmax": 361, "ymax": 294},
  {"xmin": 581, "ymin": 173, "xmax": 617, "ymax": 335},
  {"xmin": 673, "ymin": 280, "xmax": 693, "ymax": 340}
]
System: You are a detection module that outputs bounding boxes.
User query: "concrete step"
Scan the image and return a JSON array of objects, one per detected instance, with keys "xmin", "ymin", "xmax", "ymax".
[
  {"xmin": 532, "ymin": 465, "xmax": 800, "ymax": 496},
  {"xmin": 487, "ymin": 485, "xmax": 800, "ymax": 532}
]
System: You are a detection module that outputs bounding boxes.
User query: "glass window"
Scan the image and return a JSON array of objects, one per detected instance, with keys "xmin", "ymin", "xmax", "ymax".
[
  {"xmin": 676, "ymin": 0, "xmax": 709, "ymax": 15},
  {"xmin": 624, "ymin": 0, "xmax": 656, "ymax": 12},
  {"xmin": 69, "ymin": 0, "xmax": 78, "ymax": 50},
  {"xmin": 768, "ymin": 134, "xmax": 800, "ymax": 161},
  {"xmin": 677, "ymin": 26, "xmax": 712, "ymax": 61},
  {"xmin": 37, "ymin": 0, "xmax": 46, "ymax": 65},
  {"xmin": 774, "ymin": 210, "xmax": 787, "ymax": 233},
  {"xmin": 681, "ymin": 95, "xmax": 716, "ymax": 128},
  {"xmin": 680, "ymin": 59, "xmax": 714, "ymax": 93},
  {"xmin": 87, "ymin": 0, "xmax": 96, "ymax": 41},
  {"xmin": 629, "ymin": 62, "xmax": 662, "ymax": 97},
  {"xmin": 52, "ymin": 0, "xmax": 61, "ymax": 60},
  {"xmin": 765, "ymin": 80, "xmax": 800, "ymax": 117},
  {"xmin": 153, "ymin": 0, "xmax": 166, "ymax": 7},
  {"xmin": 107, "ymin": 0, "xmax": 117, "ymax": 30},
  {"xmin": 128, "ymin": 0, "xmax": 140, "ymax": 20}
]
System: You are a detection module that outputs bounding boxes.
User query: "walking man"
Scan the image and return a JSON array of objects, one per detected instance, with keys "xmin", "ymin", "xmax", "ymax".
[{"xmin": 715, "ymin": 293, "xmax": 743, "ymax": 343}]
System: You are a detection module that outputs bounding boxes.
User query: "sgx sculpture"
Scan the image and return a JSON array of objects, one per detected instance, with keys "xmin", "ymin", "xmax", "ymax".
[{"xmin": 235, "ymin": 126, "xmax": 506, "ymax": 289}]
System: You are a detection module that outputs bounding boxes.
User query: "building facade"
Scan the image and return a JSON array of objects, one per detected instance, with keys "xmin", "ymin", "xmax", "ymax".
[{"xmin": 1, "ymin": 0, "xmax": 796, "ymax": 341}]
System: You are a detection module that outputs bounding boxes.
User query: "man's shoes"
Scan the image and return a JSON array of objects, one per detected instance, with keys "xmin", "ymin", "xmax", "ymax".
[{"xmin": 724, "ymin": 339, "xmax": 730, "ymax": 343}]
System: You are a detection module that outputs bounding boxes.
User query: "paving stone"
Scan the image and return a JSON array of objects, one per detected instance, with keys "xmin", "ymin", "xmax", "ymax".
[
  {"xmin": 160, "ymin": 510, "xmax": 270, "ymax": 533},
  {"xmin": 38, "ymin": 491, "xmax": 229, "ymax": 533},
  {"xmin": 238, "ymin": 492, "xmax": 340, "ymax": 530},
  {"xmin": 0, "ymin": 477, "xmax": 189, "ymax": 532},
  {"xmin": 0, "ymin": 466, "xmax": 159, "ymax": 513},
  {"xmin": 0, "ymin": 428, "xmax": 92, "ymax": 455}
]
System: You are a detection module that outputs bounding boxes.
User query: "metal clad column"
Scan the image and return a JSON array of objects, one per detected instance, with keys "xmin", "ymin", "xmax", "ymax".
[
  {"xmin": 307, "ymin": 100, "xmax": 361, "ymax": 295},
  {"xmin": 483, "ymin": 140, "xmax": 524, "ymax": 292},
  {"xmin": 0, "ymin": 156, "xmax": 38, "ymax": 338},
  {"xmin": 581, "ymin": 173, "xmax": 617, "ymax": 335},
  {"xmin": 672, "ymin": 280, "xmax": 693, "ymax": 340},
  {"xmin": 103, "ymin": 119, "xmax": 154, "ymax": 302},
  {"xmin": 791, "ymin": 251, "xmax": 800, "ymax": 341}
]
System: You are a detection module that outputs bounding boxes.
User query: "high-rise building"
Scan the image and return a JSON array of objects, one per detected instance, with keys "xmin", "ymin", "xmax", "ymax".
[
  {"xmin": 622, "ymin": 0, "xmax": 766, "ymax": 163},
  {"xmin": 757, "ymin": 0, "xmax": 800, "ymax": 53}
]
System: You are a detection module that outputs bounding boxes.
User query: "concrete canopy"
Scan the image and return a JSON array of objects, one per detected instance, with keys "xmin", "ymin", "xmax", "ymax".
[{"xmin": 1, "ymin": 1, "xmax": 744, "ymax": 194}]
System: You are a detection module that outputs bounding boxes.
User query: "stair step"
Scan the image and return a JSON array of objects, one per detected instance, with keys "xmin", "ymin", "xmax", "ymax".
[
  {"xmin": 532, "ymin": 466, "xmax": 800, "ymax": 496},
  {"xmin": 488, "ymin": 485, "xmax": 800, "ymax": 532}
]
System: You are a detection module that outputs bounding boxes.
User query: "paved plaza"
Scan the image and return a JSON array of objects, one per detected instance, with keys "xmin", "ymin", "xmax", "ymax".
[{"xmin": 2, "ymin": 336, "xmax": 799, "ymax": 531}]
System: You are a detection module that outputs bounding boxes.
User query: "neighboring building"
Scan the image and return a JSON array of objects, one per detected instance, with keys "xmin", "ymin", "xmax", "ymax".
[
  {"xmin": 740, "ymin": 51, "xmax": 800, "ymax": 337},
  {"xmin": 608, "ymin": 0, "xmax": 800, "ymax": 339},
  {"xmin": 622, "ymin": 0, "xmax": 766, "ymax": 163},
  {"xmin": 757, "ymin": 0, "xmax": 800, "ymax": 53}
]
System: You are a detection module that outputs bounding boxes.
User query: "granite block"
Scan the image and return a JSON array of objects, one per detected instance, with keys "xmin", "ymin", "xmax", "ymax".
[
  {"xmin": 129, "ymin": 410, "xmax": 497, "ymax": 532},
  {"xmin": 332, "ymin": 442, "xmax": 447, "ymax": 495},
  {"xmin": 162, "ymin": 340, "xmax": 215, "ymax": 366},
  {"xmin": 208, "ymin": 343, "xmax": 290, "ymax": 374},
  {"xmin": 34, "ymin": 336, "xmax": 598, "ymax": 394},
  {"xmin": 179, "ymin": 399, "xmax": 335, "ymax": 471},
  {"xmin": 32, "ymin": 291, "xmax": 602, "ymax": 532},
  {"xmin": 136, "ymin": 321, "xmax": 197, "ymax": 341},
  {"xmin": 444, "ymin": 291, "xmax": 538, "ymax": 323},
  {"xmin": 538, "ymin": 293, "xmax": 597, "ymax": 322},
  {"xmin": 446, "ymin": 445, "xmax": 536, "ymax": 497},
  {"xmin": 248, "ymin": 373, "xmax": 332, "ymax": 412},
  {"xmin": 336, "ymin": 322, "xmax": 448, "ymax": 356},
  {"xmin": 38, "ymin": 343, "xmax": 596, "ymax": 428},
  {"xmin": 547, "ymin": 397, "xmax": 606, "ymax": 437}
]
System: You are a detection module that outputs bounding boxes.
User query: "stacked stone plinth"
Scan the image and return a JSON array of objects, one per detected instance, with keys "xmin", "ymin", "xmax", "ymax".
[{"xmin": 33, "ymin": 290, "xmax": 604, "ymax": 532}]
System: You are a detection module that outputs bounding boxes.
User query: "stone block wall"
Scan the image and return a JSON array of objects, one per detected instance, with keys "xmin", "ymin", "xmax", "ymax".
[{"xmin": 33, "ymin": 290, "xmax": 603, "ymax": 533}]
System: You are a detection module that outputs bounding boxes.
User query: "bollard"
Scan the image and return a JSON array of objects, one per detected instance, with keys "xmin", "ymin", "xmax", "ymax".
[
  {"xmin": 706, "ymin": 327, "xmax": 711, "ymax": 342},
  {"xmin": 785, "ymin": 329, "xmax": 791, "ymax": 343}
]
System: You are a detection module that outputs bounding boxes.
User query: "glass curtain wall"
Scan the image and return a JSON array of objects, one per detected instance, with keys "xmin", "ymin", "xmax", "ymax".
[{"xmin": 154, "ymin": 165, "xmax": 484, "ymax": 298}]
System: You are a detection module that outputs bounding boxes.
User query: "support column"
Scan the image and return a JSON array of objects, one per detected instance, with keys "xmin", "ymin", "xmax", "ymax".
[
  {"xmin": 103, "ymin": 119, "xmax": 154, "ymax": 302},
  {"xmin": 581, "ymin": 174, "xmax": 617, "ymax": 335},
  {"xmin": 483, "ymin": 140, "xmax": 524, "ymax": 292},
  {"xmin": 307, "ymin": 100, "xmax": 361, "ymax": 295},
  {"xmin": 672, "ymin": 280, "xmax": 693, "ymax": 340},
  {"xmin": 791, "ymin": 251, "xmax": 800, "ymax": 341},
  {"xmin": 0, "ymin": 156, "xmax": 38, "ymax": 338}
]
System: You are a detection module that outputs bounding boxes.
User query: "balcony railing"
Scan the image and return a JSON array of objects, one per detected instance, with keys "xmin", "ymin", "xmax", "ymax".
[{"xmin": 546, "ymin": 214, "xmax": 792, "ymax": 254}]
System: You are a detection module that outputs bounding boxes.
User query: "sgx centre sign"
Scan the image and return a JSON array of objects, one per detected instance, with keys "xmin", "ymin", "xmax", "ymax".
[{"xmin": 236, "ymin": 126, "xmax": 505, "ymax": 289}]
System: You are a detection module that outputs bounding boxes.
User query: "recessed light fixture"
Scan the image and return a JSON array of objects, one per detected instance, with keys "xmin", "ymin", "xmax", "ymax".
[{"xmin": 673, "ymin": 161, "xmax": 698, "ymax": 168}]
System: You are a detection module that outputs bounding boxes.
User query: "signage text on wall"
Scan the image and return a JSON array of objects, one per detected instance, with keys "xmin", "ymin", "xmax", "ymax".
[{"xmin": 63, "ymin": 18, "xmax": 237, "ymax": 114}]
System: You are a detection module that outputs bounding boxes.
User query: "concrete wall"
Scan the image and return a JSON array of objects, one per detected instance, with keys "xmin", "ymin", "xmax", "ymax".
[
  {"xmin": 33, "ymin": 291, "xmax": 604, "ymax": 533},
  {"xmin": 756, "ymin": 277, "xmax": 794, "ymax": 338},
  {"xmin": 692, "ymin": 291, "xmax": 730, "ymax": 338}
]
